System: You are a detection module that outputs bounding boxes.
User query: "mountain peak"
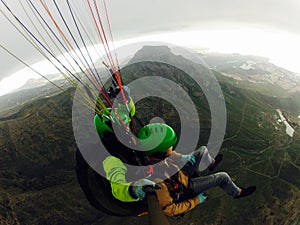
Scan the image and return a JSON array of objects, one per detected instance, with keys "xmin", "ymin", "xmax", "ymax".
[{"xmin": 129, "ymin": 45, "xmax": 172, "ymax": 63}]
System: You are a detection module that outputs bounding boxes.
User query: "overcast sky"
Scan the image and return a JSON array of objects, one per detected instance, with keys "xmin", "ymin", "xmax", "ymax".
[{"xmin": 1, "ymin": 0, "xmax": 300, "ymax": 95}]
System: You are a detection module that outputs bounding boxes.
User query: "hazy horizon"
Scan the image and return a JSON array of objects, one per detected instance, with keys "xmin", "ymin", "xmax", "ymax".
[{"xmin": 1, "ymin": 1, "xmax": 300, "ymax": 96}]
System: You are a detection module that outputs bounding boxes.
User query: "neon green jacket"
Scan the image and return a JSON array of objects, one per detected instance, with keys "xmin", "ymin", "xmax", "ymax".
[
  {"xmin": 103, "ymin": 156, "xmax": 139, "ymax": 202},
  {"xmin": 103, "ymin": 153, "xmax": 200, "ymax": 216}
]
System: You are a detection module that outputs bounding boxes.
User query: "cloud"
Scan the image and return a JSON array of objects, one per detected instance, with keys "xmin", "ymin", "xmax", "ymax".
[{"xmin": 1, "ymin": 0, "xmax": 300, "ymax": 82}]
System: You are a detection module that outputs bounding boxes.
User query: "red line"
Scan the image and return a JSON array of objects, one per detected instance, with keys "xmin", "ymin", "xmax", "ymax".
[
  {"xmin": 42, "ymin": 1, "xmax": 128, "ymax": 130},
  {"xmin": 90, "ymin": 0, "xmax": 127, "ymax": 104},
  {"xmin": 103, "ymin": 0, "xmax": 119, "ymax": 68},
  {"xmin": 40, "ymin": 0, "xmax": 112, "ymax": 107},
  {"xmin": 102, "ymin": 0, "xmax": 126, "ymax": 103},
  {"xmin": 40, "ymin": 0, "xmax": 72, "ymax": 51},
  {"xmin": 93, "ymin": 0, "xmax": 116, "ymax": 73},
  {"xmin": 85, "ymin": 1, "xmax": 129, "ymax": 129},
  {"xmin": 87, "ymin": 0, "xmax": 115, "ymax": 72}
]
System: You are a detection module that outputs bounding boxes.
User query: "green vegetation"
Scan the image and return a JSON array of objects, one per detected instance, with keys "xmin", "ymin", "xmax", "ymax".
[
  {"xmin": 0, "ymin": 89, "xmax": 103, "ymax": 225},
  {"xmin": 0, "ymin": 58, "xmax": 299, "ymax": 224}
]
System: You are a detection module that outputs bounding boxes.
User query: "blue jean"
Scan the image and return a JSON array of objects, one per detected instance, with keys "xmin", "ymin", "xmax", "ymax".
[{"xmin": 182, "ymin": 146, "xmax": 241, "ymax": 197}]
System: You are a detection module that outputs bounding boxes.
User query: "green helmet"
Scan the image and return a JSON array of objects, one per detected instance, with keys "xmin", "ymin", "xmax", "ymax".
[
  {"xmin": 94, "ymin": 109, "xmax": 112, "ymax": 139},
  {"xmin": 94, "ymin": 84, "xmax": 136, "ymax": 137},
  {"xmin": 94, "ymin": 107, "xmax": 131, "ymax": 139},
  {"xmin": 137, "ymin": 123, "xmax": 177, "ymax": 156}
]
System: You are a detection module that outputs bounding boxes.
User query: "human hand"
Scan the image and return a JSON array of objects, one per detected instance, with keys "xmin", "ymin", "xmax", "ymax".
[
  {"xmin": 197, "ymin": 192, "xmax": 207, "ymax": 204},
  {"xmin": 132, "ymin": 179, "xmax": 157, "ymax": 199},
  {"xmin": 181, "ymin": 154, "xmax": 196, "ymax": 165}
]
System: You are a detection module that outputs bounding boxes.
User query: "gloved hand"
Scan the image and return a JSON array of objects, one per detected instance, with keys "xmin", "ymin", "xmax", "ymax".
[
  {"xmin": 197, "ymin": 192, "xmax": 207, "ymax": 204},
  {"xmin": 181, "ymin": 154, "xmax": 196, "ymax": 165},
  {"xmin": 132, "ymin": 179, "xmax": 157, "ymax": 199}
]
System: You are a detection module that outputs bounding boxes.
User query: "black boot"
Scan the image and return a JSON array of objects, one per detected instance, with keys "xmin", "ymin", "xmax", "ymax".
[
  {"xmin": 208, "ymin": 154, "xmax": 223, "ymax": 171},
  {"xmin": 235, "ymin": 186, "xmax": 256, "ymax": 199}
]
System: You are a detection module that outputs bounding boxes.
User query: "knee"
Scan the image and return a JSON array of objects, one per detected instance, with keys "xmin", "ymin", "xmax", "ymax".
[
  {"xmin": 215, "ymin": 172, "xmax": 230, "ymax": 185},
  {"xmin": 217, "ymin": 172, "xmax": 230, "ymax": 179},
  {"xmin": 195, "ymin": 146, "xmax": 208, "ymax": 157}
]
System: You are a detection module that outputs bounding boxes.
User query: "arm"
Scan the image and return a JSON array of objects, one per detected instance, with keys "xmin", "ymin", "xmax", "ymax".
[{"xmin": 103, "ymin": 156, "xmax": 139, "ymax": 202}]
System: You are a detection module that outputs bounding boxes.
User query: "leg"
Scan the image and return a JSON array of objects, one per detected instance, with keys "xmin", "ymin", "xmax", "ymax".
[
  {"xmin": 181, "ymin": 146, "xmax": 214, "ymax": 176},
  {"xmin": 188, "ymin": 172, "xmax": 241, "ymax": 197},
  {"xmin": 197, "ymin": 146, "xmax": 215, "ymax": 172}
]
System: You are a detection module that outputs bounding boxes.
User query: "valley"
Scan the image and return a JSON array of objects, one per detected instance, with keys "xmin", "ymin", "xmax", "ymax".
[{"xmin": 0, "ymin": 46, "xmax": 299, "ymax": 225}]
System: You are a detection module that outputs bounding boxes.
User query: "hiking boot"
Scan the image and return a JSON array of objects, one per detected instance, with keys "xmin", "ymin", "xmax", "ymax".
[
  {"xmin": 208, "ymin": 154, "xmax": 223, "ymax": 171},
  {"xmin": 235, "ymin": 186, "xmax": 256, "ymax": 199}
]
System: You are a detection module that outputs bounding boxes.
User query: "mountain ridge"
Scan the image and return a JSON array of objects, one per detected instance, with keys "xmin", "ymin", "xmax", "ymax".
[{"xmin": 0, "ymin": 45, "xmax": 299, "ymax": 225}]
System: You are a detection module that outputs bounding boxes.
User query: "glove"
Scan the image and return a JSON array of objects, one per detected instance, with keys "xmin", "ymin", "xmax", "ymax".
[
  {"xmin": 197, "ymin": 192, "xmax": 207, "ymax": 204},
  {"xmin": 181, "ymin": 154, "xmax": 196, "ymax": 165},
  {"xmin": 132, "ymin": 179, "xmax": 156, "ymax": 199}
]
